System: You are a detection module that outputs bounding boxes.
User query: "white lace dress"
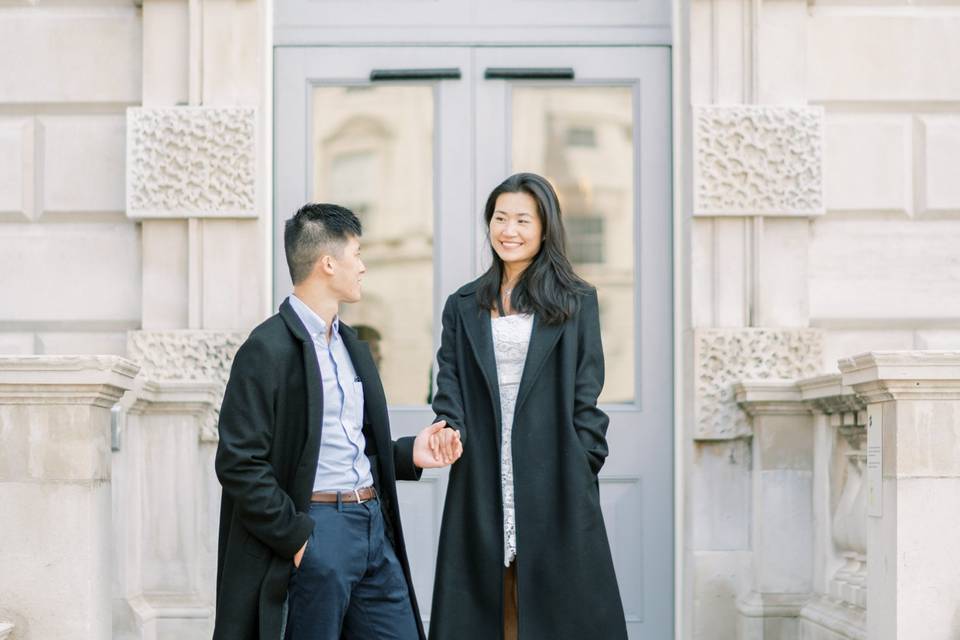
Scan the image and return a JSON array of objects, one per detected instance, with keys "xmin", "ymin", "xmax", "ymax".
[{"xmin": 491, "ymin": 313, "xmax": 534, "ymax": 567}]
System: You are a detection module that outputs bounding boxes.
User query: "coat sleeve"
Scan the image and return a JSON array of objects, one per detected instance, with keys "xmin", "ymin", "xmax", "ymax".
[
  {"xmin": 214, "ymin": 338, "xmax": 313, "ymax": 559},
  {"xmin": 574, "ymin": 288, "xmax": 611, "ymax": 474},
  {"xmin": 431, "ymin": 293, "xmax": 468, "ymax": 443},
  {"xmin": 392, "ymin": 436, "xmax": 424, "ymax": 482}
]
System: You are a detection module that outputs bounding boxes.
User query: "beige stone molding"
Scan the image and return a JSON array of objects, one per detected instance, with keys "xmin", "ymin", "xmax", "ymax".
[
  {"xmin": 734, "ymin": 379, "xmax": 807, "ymax": 416},
  {"xmin": 799, "ymin": 595, "xmax": 866, "ymax": 640},
  {"xmin": 797, "ymin": 373, "xmax": 864, "ymax": 416},
  {"xmin": 694, "ymin": 328, "xmax": 823, "ymax": 439},
  {"xmin": 693, "ymin": 105, "xmax": 824, "ymax": 217},
  {"xmin": 839, "ymin": 350, "xmax": 960, "ymax": 402},
  {"xmin": 0, "ymin": 355, "xmax": 140, "ymax": 407},
  {"xmin": 734, "ymin": 374, "xmax": 866, "ymax": 421},
  {"xmin": 126, "ymin": 106, "xmax": 256, "ymax": 218},
  {"xmin": 125, "ymin": 593, "xmax": 214, "ymax": 626},
  {"xmin": 736, "ymin": 591, "xmax": 809, "ymax": 619},
  {"xmin": 129, "ymin": 379, "xmax": 221, "ymax": 442}
]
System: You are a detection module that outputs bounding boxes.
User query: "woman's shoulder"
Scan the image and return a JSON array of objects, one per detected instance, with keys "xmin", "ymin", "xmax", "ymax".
[
  {"xmin": 454, "ymin": 275, "xmax": 484, "ymax": 297},
  {"xmin": 443, "ymin": 276, "xmax": 485, "ymax": 304},
  {"xmin": 573, "ymin": 283, "xmax": 600, "ymax": 315}
]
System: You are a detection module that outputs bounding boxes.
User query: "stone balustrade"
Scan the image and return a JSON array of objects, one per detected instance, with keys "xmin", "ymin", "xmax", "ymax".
[
  {"xmin": 735, "ymin": 352, "xmax": 960, "ymax": 640},
  {"xmin": 113, "ymin": 379, "xmax": 220, "ymax": 640},
  {"xmin": 0, "ymin": 356, "xmax": 139, "ymax": 640}
]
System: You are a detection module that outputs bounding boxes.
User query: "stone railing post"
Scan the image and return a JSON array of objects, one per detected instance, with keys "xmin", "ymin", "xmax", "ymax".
[
  {"xmin": 796, "ymin": 374, "xmax": 867, "ymax": 640},
  {"xmin": 0, "ymin": 356, "xmax": 139, "ymax": 639},
  {"xmin": 735, "ymin": 380, "xmax": 815, "ymax": 639},
  {"xmin": 113, "ymin": 379, "xmax": 219, "ymax": 639},
  {"xmin": 839, "ymin": 351, "xmax": 960, "ymax": 640}
]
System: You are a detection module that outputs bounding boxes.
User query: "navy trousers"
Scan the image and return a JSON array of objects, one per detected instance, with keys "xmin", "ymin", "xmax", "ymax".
[{"xmin": 284, "ymin": 497, "xmax": 419, "ymax": 640}]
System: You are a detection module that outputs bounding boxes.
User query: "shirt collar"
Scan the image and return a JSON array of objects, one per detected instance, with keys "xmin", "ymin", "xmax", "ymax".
[{"xmin": 288, "ymin": 294, "xmax": 339, "ymax": 341}]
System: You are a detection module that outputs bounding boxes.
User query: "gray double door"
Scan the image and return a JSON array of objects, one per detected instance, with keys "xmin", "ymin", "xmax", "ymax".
[{"xmin": 275, "ymin": 46, "xmax": 673, "ymax": 638}]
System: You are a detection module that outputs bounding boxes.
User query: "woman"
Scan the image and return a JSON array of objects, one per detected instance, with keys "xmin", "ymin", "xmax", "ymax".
[{"xmin": 428, "ymin": 173, "xmax": 627, "ymax": 639}]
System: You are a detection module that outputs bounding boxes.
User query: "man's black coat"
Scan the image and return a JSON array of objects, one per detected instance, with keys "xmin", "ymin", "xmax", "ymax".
[
  {"xmin": 428, "ymin": 280, "xmax": 627, "ymax": 640},
  {"xmin": 213, "ymin": 299, "xmax": 425, "ymax": 640}
]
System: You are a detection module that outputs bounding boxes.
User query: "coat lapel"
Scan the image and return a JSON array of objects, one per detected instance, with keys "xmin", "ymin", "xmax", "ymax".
[
  {"xmin": 458, "ymin": 288, "xmax": 503, "ymax": 430},
  {"xmin": 339, "ymin": 323, "xmax": 390, "ymax": 457},
  {"xmin": 279, "ymin": 299, "xmax": 325, "ymax": 473},
  {"xmin": 513, "ymin": 315, "xmax": 564, "ymax": 417}
]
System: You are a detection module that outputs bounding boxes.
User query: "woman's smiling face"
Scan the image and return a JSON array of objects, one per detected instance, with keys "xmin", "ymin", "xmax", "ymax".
[{"xmin": 489, "ymin": 191, "xmax": 543, "ymax": 269}]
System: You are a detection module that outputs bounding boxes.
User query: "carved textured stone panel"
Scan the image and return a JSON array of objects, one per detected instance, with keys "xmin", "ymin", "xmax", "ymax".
[
  {"xmin": 127, "ymin": 330, "xmax": 247, "ymax": 440},
  {"xmin": 126, "ymin": 107, "xmax": 256, "ymax": 218},
  {"xmin": 694, "ymin": 106, "xmax": 824, "ymax": 216},
  {"xmin": 695, "ymin": 329, "xmax": 823, "ymax": 439}
]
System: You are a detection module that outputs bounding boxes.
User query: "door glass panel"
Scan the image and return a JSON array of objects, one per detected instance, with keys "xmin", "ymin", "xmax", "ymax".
[
  {"xmin": 512, "ymin": 86, "xmax": 635, "ymax": 403},
  {"xmin": 311, "ymin": 85, "xmax": 434, "ymax": 405}
]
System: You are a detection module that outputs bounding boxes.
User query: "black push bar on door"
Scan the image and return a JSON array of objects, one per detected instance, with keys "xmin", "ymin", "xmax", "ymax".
[
  {"xmin": 369, "ymin": 68, "xmax": 462, "ymax": 81},
  {"xmin": 484, "ymin": 68, "xmax": 575, "ymax": 80}
]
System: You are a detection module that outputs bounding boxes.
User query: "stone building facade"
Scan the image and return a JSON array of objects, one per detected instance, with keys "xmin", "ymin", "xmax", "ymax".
[{"xmin": 1, "ymin": 0, "xmax": 960, "ymax": 639}]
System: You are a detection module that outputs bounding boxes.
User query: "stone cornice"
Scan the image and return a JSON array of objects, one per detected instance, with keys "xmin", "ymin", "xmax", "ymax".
[
  {"xmin": 798, "ymin": 373, "xmax": 864, "ymax": 415},
  {"xmin": 127, "ymin": 379, "xmax": 221, "ymax": 442},
  {"xmin": 735, "ymin": 379, "xmax": 809, "ymax": 416},
  {"xmin": 0, "ymin": 356, "xmax": 140, "ymax": 407},
  {"xmin": 735, "ymin": 374, "xmax": 869, "ymax": 435},
  {"xmin": 839, "ymin": 351, "xmax": 960, "ymax": 402},
  {"xmin": 128, "ymin": 379, "xmax": 220, "ymax": 415}
]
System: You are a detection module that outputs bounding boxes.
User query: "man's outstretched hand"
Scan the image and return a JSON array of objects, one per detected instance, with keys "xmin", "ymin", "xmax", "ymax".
[{"xmin": 413, "ymin": 420, "xmax": 463, "ymax": 468}]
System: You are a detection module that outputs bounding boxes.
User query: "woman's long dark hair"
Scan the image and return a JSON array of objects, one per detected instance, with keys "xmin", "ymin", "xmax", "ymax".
[{"xmin": 477, "ymin": 172, "xmax": 589, "ymax": 325}]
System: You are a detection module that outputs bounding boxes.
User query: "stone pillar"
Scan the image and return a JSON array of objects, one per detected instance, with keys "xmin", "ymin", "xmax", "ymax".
[
  {"xmin": 113, "ymin": 379, "xmax": 219, "ymax": 640},
  {"xmin": 735, "ymin": 380, "xmax": 815, "ymax": 640},
  {"xmin": 839, "ymin": 352, "xmax": 960, "ymax": 640},
  {"xmin": 0, "ymin": 356, "xmax": 138, "ymax": 639}
]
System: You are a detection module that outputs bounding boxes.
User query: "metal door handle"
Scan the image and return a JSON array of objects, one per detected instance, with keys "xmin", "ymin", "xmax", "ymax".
[
  {"xmin": 369, "ymin": 68, "xmax": 462, "ymax": 81},
  {"xmin": 484, "ymin": 67, "xmax": 575, "ymax": 80}
]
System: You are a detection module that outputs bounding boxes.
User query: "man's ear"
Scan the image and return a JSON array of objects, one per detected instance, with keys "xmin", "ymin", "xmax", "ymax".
[
  {"xmin": 310, "ymin": 254, "xmax": 336, "ymax": 278},
  {"xmin": 321, "ymin": 254, "xmax": 338, "ymax": 275}
]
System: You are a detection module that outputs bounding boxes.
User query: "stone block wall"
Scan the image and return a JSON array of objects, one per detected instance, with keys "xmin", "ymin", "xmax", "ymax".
[
  {"xmin": 0, "ymin": 2, "xmax": 143, "ymax": 357},
  {"xmin": 810, "ymin": 9, "xmax": 960, "ymax": 364},
  {"xmin": 0, "ymin": 0, "xmax": 271, "ymax": 358}
]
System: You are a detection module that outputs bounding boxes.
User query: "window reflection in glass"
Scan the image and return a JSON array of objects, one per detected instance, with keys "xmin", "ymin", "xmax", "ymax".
[
  {"xmin": 512, "ymin": 86, "xmax": 635, "ymax": 403},
  {"xmin": 312, "ymin": 85, "xmax": 434, "ymax": 405}
]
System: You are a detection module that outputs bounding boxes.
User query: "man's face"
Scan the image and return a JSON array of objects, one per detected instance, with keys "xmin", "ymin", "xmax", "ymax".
[{"xmin": 329, "ymin": 235, "xmax": 366, "ymax": 304}]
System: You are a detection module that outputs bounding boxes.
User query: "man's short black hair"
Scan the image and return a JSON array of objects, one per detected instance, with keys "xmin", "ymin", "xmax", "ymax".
[{"xmin": 284, "ymin": 203, "xmax": 362, "ymax": 285}]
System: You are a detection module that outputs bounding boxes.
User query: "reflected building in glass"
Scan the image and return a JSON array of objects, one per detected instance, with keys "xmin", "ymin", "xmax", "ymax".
[
  {"xmin": 312, "ymin": 85, "xmax": 435, "ymax": 405},
  {"xmin": 513, "ymin": 87, "xmax": 636, "ymax": 403}
]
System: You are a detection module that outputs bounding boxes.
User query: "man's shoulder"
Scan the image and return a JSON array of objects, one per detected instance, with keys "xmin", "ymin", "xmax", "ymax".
[{"xmin": 235, "ymin": 314, "xmax": 297, "ymax": 362}]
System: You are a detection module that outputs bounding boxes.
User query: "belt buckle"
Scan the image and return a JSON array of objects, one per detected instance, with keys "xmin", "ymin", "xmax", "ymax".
[{"xmin": 353, "ymin": 488, "xmax": 368, "ymax": 505}]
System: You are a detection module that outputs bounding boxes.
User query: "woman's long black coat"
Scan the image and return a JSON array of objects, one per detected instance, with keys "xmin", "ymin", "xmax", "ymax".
[{"xmin": 428, "ymin": 279, "xmax": 627, "ymax": 640}]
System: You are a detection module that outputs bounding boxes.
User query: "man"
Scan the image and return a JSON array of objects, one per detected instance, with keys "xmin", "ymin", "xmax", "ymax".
[{"xmin": 213, "ymin": 203, "xmax": 462, "ymax": 640}]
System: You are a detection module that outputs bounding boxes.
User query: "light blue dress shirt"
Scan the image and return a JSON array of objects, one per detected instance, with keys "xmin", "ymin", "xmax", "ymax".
[{"xmin": 289, "ymin": 294, "xmax": 374, "ymax": 492}]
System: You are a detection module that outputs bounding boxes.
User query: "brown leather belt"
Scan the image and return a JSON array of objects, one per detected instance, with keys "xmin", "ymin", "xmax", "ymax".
[{"xmin": 310, "ymin": 486, "xmax": 378, "ymax": 504}]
